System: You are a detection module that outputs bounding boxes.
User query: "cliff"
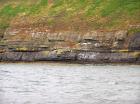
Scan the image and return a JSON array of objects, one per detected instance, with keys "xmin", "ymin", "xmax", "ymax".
[{"xmin": 0, "ymin": 0, "xmax": 140, "ymax": 63}]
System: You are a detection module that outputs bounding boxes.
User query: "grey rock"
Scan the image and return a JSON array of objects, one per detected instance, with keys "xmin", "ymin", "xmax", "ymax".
[{"xmin": 129, "ymin": 32, "xmax": 140, "ymax": 50}]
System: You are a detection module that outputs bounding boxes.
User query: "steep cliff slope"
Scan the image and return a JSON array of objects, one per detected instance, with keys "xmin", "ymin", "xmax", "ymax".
[{"xmin": 0, "ymin": 0, "xmax": 140, "ymax": 63}]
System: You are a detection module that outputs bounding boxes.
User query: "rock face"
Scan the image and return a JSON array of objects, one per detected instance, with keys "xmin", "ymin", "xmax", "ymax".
[
  {"xmin": 0, "ymin": 26, "xmax": 140, "ymax": 63},
  {"xmin": 129, "ymin": 32, "xmax": 140, "ymax": 50}
]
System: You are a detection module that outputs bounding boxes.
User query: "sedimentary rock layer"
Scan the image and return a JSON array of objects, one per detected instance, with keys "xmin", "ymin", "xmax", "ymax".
[{"xmin": 0, "ymin": 26, "xmax": 140, "ymax": 63}]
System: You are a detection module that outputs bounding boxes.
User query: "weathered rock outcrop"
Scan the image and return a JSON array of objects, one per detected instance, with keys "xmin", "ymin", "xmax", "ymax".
[{"xmin": 0, "ymin": 26, "xmax": 140, "ymax": 63}]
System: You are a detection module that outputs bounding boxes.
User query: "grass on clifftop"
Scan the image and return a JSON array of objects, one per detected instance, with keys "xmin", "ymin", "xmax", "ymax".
[{"xmin": 0, "ymin": 0, "xmax": 140, "ymax": 31}]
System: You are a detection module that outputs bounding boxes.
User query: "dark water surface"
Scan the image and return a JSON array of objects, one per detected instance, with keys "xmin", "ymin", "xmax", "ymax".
[{"xmin": 0, "ymin": 63, "xmax": 140, "ymax": 104}]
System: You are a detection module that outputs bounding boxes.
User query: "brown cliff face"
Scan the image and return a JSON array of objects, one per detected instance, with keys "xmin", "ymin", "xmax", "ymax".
[
  {"xmin": 2, "ymin": 25, "xmax": 132, "ymax": 50},
  {"xmin": 0, "ymin": 24, "xmax": 140, "ymax": 63}
]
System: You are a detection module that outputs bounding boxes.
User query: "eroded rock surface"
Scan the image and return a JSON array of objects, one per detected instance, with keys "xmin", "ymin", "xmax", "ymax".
[{"xmin": 0, "ymin": 26, "xmax": 140, "ymax": 63}]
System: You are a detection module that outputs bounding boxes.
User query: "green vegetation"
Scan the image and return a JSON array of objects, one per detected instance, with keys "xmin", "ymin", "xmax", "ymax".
[
  {"xmin": 128, "ymin": 28, "xmax": 140, "ymax": 35},
  {"xmin": 0, "ymin": 0, "xmax": 140, "ymax": 30}
]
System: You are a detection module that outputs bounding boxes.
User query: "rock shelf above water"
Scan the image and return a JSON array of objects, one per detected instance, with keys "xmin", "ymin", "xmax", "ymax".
[{"xmin": 0, "ymin": 26, "xmax": 140, "ymax": 63}]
